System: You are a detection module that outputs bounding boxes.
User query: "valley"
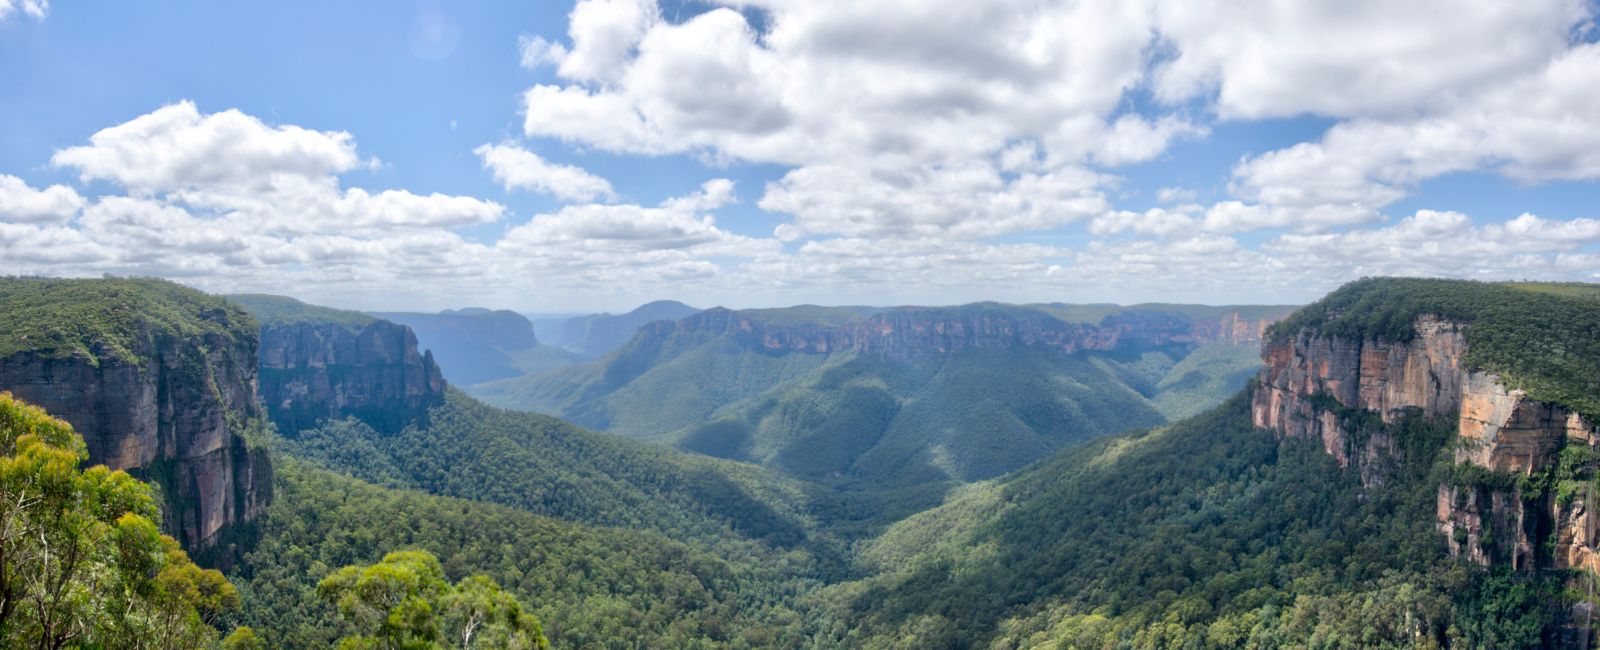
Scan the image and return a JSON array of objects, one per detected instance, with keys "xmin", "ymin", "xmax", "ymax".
[{"xmin": 0, "ymin": 276, "xmax": 1595, "ymax": 647}]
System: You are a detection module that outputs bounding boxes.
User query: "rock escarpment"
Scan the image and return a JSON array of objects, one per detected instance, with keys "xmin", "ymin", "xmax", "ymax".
[
  {"xmin": 1253, "ymin": 313, "xmax": 1598, "ymax": 572},
  {"xmin": 640, "ymin": 305, "xmax": 1284, "ymax": 359},
  {"xmin": 0, "ymin": 279, "xmax": 271, "ymax": 554},
  {"xmin": 257, "ymin": 319, "xmax": 445, "ymax": 435},
  {"xmin": 236, "ymin": 296, "xmax": 446, "ymax": 435}
]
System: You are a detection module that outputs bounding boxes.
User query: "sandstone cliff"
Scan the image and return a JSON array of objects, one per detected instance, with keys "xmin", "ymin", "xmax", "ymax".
[
  {"xmin": 1254, "ymin": 313, "xmax": 1598, "ymax": 572},
  {"xmin": 234, "ymin": 295, "xmax": 446, "ymax": 435},
  {"xmin": 0, "ymin": 279, "xmax": 271, "ymax": 554},
  {"xmin": 256, "ymin": 319, "xmax": 445, "ymax": 435},
  {"xmin": 637, "ymin": 304, "xmax": 1283, "ymax": 359}
]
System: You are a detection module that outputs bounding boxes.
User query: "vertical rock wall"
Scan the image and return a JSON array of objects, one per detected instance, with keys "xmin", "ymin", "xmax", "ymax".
[
  {"xmin": 256, "ymin": 319, "xmax": 446, "ymax": 435},
  {"xmin": 1252, "ymin": 315, "xmax": 1597, "ymax": 572},
  {"xmin": 0, "ymin": 315, "xmax": 270, "ymax": 553}
]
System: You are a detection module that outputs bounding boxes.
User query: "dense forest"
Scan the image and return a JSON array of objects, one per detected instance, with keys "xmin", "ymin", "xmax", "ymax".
[
  {"xmin": 807, "ymin": 395, "xmax": 1567, "ymax": 648},
  {"xmin": 1, "ymin": 276, "xmax": 1596, "ymax": 648}
]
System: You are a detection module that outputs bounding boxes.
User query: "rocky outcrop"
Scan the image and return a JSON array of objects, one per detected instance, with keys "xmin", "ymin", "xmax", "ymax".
[
  {"xmin": 642, "ymin": 306, "xmax": 1283, "ymax": 359},
  {"xmin": 0, "ymin": 308, "xmax": 270, "ymax": 553},
  {"xmin": 256, "ymin": 319, "xmax": 445, "ymax": 435},
  {"xmin": 1253, "ymin": 314, "xmax": 1598, "ymax": 572}
]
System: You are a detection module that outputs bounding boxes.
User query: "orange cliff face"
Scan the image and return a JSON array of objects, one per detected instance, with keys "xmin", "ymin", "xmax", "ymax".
[
  {"xmin": 649, "ymin": 306, "xmax": 1285, "ymax": 359},
  {"xmin": 1252, "ymin": 315, "xmax": 1598, "ymax": 571}
]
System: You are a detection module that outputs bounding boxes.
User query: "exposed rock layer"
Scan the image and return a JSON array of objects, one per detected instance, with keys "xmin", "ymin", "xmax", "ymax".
[
  {"xmin": 256, "ymin": 319, "xmax": 446, "ymax": 435},
  {"xmin": 0, "ymin": 315, "xmax": 270, "ymax": 552},
  {"xmin": 1252, "ymin": 315, "xmax": 1597, "ymax": 572},
  {"xmin": 640, "ymin": 306, "xmax": 1282, "ymax": 359}
]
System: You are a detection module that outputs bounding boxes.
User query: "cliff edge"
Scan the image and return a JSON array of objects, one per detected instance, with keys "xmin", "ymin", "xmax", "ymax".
[
  {"xmin": 1252, "ymin": 278, "xmax": 1600, "ymax": 572},
  {"xmin": 0, "ymin": 278, "xmax": 271, "ymax": 554}
]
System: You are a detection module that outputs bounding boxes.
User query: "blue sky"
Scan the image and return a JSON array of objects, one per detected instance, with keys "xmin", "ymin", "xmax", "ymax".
[{"xmin": 1, "ymin": 0, "xmax": 1597, "ymax": 311}]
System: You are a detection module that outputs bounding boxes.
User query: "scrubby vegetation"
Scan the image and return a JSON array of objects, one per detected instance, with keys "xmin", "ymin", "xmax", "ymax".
[
  {"xmin": 0, "ymin": 277, "xmax": 254, "ymax": 363},
  {"xmin": 225, "ymin": 293, "xmax": 375, "ymax": 329},
  {"xmin": 1268, "ymin": 277, "xmax": 1600, "ymax": 420}
]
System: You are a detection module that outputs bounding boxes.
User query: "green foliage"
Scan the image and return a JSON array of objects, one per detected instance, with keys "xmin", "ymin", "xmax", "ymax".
[
  {"xmin": 222, "ymin": 626, "xmax": 267, "ymax": 650},
  {"xmin": 810, "ymin": 393, "xmax": 1553, "ymax": 648},
  {"xmin": 318, "ymin": 550, "xmax": 549, "ymax": 650},
  {"xmin": 480, "ymin": 315, "xmax": 1262, "ymax": 497},
  {"xmin": 1267, "ymin": 277, "xmax": 1600, "ymax": 420},
  {"xmin": 0, "ymin": 392, "xmax": 241, "ymax": 648},
  {"xmin": 227, "ymin": 293, "xmax": 376, "ymax": 329},
  {"xmin": 229, "ymin": 457, "xmax": 816, "ymax": 649},
  {"xmin": 1148, "ymin": 343, "xmax": 1263, "ymax": 420},
  {"xmin": 0, "ymin": 276, "xmax": 256, "ymax": 364},
  {"xmin": 282, "ymin": 391, "xmax": 830, "ymax": 556}
]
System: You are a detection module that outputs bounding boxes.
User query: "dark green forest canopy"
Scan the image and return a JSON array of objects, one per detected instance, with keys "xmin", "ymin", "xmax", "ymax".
[
  {"xmin": 1267, "ymin": 277, "xmax": 1600, "ymax": 420},
  {"xmin": 232, "ymin": 457, "xmax": 818, "ymax": 648},
  {"xmin": 0, "ymin": 276, "xmax": 255, "ymax": 363},
  {"xmin": 822, "ymin": 394, "xmax": 1564, "ymax": 648},
  {"xmin": 226, "ymin": 293, "xmax": 377, "ymax": 330}
]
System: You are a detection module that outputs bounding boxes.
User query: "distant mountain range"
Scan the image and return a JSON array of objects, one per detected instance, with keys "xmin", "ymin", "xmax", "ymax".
[
  {"xmin": 530, "ymin": 299, "xmax": 701, "ymax": 359},
  {"xmin": 8, "ymin": 278, "xmax": 1592, "ymax": 647},
  {"xmin": 475, "ymin": 301, "xmax": 1296, "ymax": 499}
]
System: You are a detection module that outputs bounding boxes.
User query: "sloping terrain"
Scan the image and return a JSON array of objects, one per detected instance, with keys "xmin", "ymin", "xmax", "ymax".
[{"xmin": 478, "ymin": 302, "xmax": 1291, "ymax": 491}]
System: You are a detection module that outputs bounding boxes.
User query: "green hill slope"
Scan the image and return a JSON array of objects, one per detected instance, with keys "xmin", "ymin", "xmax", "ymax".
[
  {"xmin": 476, "ymin": 302, "xmax": 1288, "ymax": 492},
  {"xmin": 815, "ymin": 395, "xmax": 1561, "ymax": 648},
  {"xmin": 231, "ymin": 456, "xmax": 819, "ymax": 649}
]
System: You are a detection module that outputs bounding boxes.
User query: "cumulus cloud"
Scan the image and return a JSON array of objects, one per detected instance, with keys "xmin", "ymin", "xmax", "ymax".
[
  {"xmin": 512, "ymin": 0, "xmax": 1599, "ymax": 240},
  {"xmin": 1089, "ymin": 208, "xmax": 1198, "ymax": 238},
  {"xmin": 1155, "ymin": 187, "xmax": 1196, "ymax": 204},
  {"xmin": 50, "ymin": 102, "xmax": 504, "ymax": 233},
  {"xmin": 52, "ymin": 101, "xmax": 367, "ymax": 194},
  {"xmin": 1152, "ymin": 0, "xmax": 1586, "ymax": 119},
  {"xmin": 475, "ymin": 142, "xmax": 615, "ymax": 202},
  {"xmin": 0, "ymin": 175, "xmax": 85, "ymax": 223},
  {"xmin": 0, "ymin": 0, "xmax": 46, "ymax": 20},
  {"xmin": 1230, "ymin": 43, "xmax": 1600, "ymax": 229},
  {"xmin": 759, "ymin": 160, "xmax": 1110, "ymax": 239},
  {"xmin": 8, "ymin": 2, "xmax": 1600, "ymax": 307}
]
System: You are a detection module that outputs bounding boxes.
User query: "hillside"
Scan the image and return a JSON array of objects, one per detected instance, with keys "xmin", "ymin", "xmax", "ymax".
[
  {"xmin": 0, "ymin": 277, "xmax": 270, "ymax": 556},
  {"xmin": 374, "ymin": 308, "xmax": 584, "ymax": 385},
  {"xmin": 230, "ymin": 456, "xmax": 819, "ymax": 648},
  {"xmin": 284, "ymin": 390, "xmax": 838, "ymax": 556},
  {"xmin": 477, "ymin": 302, "xmax": 1291, "ymax": 492},
  {"xmin": 815, "ymin": 278, "xmax": 1600, "ymax": 648},
  {"xmin": 531, "ymin": 299, "xmax": 701, "ymax": 359}
]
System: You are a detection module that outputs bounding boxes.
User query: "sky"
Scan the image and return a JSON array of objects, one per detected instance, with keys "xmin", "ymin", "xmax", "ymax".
[{"xmin": 1, "ymin": 0, "xmax": 1598, "ymax": 312}]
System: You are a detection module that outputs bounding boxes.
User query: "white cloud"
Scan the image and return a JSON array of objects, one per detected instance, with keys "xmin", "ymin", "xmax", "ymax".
[
  {"xmin": 1089, "ymin": 207, "xmax": 1198, "ymax": 237},
  {"xmin": 52, "ymin": 101, "xmax": 367, "ymax": 194},
  {"xmin": 0, "ymin": 0, "xmax": 46, "ymax": 20},
  {"xmin": 1152, "ymin": 0, "xmax": 1587, "ymax": 119},
  {"xmin": 1264, "ymin": 210, "xmax": 1600, "ymax": 283},
  {"xmin": 518, "ymin": 35, "xmax": 568, "ymax": 69},
  {"xmin": 475, "ymin": 142, "xmax": 615, "ymax": 202},
  {"xmin": 0, "ymin": 174, "xmax": 84, "ymax": 223},
  {"xmin": 759, "ymin": 159, "xmax": 1109, "ymax": 239},
  {"xmin": 512, "ymin": 1, "xmax": 1599, "ymax": 242},
  {"xmin": 1155, "ymin": 187, "xmax": 1196, "ymax": 204},
  {"xmin": 1230, "ymin": 43, "xmax": 1600, "ymax": 228},
  {"xmin": 51, "ymin": 102, "xmax": 503, "ymax": 233},
  {"xmin": 556, "ymin": 0, "xmax": 657, "ymax": 82}
]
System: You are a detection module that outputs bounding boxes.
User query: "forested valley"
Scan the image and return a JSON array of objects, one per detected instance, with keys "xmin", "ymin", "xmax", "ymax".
[{"xmin": 1, "ymin": 277, "xmax": 1596, "ymax": 648}]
